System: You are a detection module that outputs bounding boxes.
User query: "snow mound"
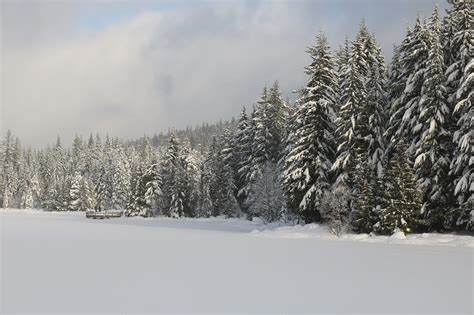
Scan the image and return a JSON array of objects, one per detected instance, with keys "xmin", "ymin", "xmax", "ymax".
[
  {"xmin": 390, "ymin": 231, "xmax": 407, "ymax": 240},
  {"xmin": 251, "ymin": 223, "xmax": 474, "ymax": 248}
]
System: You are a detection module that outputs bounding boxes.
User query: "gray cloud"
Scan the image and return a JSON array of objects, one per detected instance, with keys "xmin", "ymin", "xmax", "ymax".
[{"xmin": 1, "ymin": 0, "xmax": 448, "ymax": 147}]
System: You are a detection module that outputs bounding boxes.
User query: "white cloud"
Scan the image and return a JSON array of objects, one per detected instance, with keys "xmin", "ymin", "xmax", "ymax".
[
  {"xmin": 1, "ymin": 0, "xmax": 446, "ymax": 147},
  {"xmin": 2, "ymin": 2, "xmax": 308, "ymax": 146}
]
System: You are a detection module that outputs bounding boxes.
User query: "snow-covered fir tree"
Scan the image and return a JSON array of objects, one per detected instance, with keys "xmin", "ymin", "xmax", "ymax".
[
  {"xmin": 180, "ymin": 143, "xmax": 201, "ymax": 217},
  {"xmin": 160, "ymin": 134, "xmax": 186, "ymax": 218},
  {"xmin": 335, "ymin": 37, "xmax": 350, "ymax": 116},
  {"xmin": 320, "ymin": 185, "xmax": 350, "ymax": 236},
  {"xmin": 1, "ymin": 131, "xmax": 17, "ymax": 208},
  {"xmin": 267, "ymin": 81, "xmax": 290, "ymax": 160},
  {"xmin": 110, "ymin": 144, "xmax": 131, "ymax": 209},
  {"xmin": 219, "ymin": 129, "xmax": 241, "ymax": 217},
  {"xmin": 283, "ymin": 32, "xmax": 337, "ymax": 223},
  {"xmin": 143, "ymin": 162, "xmax": 162, "ymax": 214},
  {"xmin": 19, "ymin": 160, "xmax": 40, "ymax": 210},
  {"xmin": 351, "ymin": 154, "xmax": 379, "ymax": 234},
  {"xmin": 332, "ymin": 22, "xmax": 369, "ymax": 189},
  {"xmin": 38, "ymin": 147, "xmax": 57, "ymax": 210},
  {"xmin": 234, "ymin": 107, "xmax": 253, "ymax": 210},
  {"xmin": 445, "ymin": 1, "xmax": 473, "ymax": 230},
  {"xmin": 364, "ymin": 32, "xmax": 388, "ymax": 176},
  {"xmin": 207, "ymin": 135, "xmax": 240, "ymax": 218},
  {"xmin": 443, "ymin": 1, "xmax": 472, "ymax": 108},
  {"xmin": 450, "ymin": 56, "xmax": 473, "ymax": 230},
  {"xmin": 248, "ymin": 162, "xmax": 285, "ymax": 223},
  {"xmin": 51, "ymin": 137, "xmax": 69, "ymax": 210},
  {"xmin": 126, "ymin": 166, "xmax": 148, "ymax": 216},
  {"xmin": 398, "ymin": 16, "xmax": 431, "ymax": 157},
  {"xmin": 68, "ymin": 172, "xmax": 93, "ymax": 211},
  {"xmin": 196, "ymin": 159, "xmax": 213, "ymax": 217},
  {"xmin": 250, "ymin": 87, "xmax": 272, "ymax": 174},
  {"xmin": 242, "ymin": 83, "xmax": 288, "ymax": 219},
  {"xmin": 385, "ymin": 27, "xmax": 413, "ymax": 146},
  {"xmin": 379, "ymin": 140, "xmax": 421, "ymax": 235},
  {"xmin": 414, "ymin": 7, "xmax": 452, "ymax": 231}
]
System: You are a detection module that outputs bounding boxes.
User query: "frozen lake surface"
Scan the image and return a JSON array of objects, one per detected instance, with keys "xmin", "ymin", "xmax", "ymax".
[{"xmin": 1, "ymin": 210, "xmax": 472, "ymax": 313}]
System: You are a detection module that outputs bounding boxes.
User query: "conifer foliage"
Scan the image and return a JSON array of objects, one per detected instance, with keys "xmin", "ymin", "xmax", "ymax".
[
  {"xmin": 445, "ymin": 1, "xmax": 473, "ymax": 230},
  {"xmin": 414, "ymin": 7, "xmax": 452, "ymax": 230},
  {"xmin": 283, "ymin": 32, "xmax": 337, "ymax": 223},
  {"xmin": 379, "ymin": 141, "xmax": 421, "ymax": 234}
]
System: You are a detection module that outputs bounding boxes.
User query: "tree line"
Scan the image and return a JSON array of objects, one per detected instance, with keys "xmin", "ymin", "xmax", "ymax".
[{"xmin": 1, "ymin": 2, "xmax": 472, "ymax": 234}]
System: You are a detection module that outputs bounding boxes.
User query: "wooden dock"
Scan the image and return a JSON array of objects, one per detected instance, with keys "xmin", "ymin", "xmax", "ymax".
[{"xmin": 86, "ymin": 210, "xmax": 124, "ymax": 219}]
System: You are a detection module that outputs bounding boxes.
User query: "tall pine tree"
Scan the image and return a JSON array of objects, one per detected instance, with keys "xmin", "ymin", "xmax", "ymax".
[
  {"xmin": 283, "ymin": 32, "xmax": 337, "ymax": 223},
  {"xmin": 414, "ymin": 7, "xmax": 452, "ymax": 231},
  {"xmin": 379, "ymin": 140, "xmax": 421, "ymax": 235}
]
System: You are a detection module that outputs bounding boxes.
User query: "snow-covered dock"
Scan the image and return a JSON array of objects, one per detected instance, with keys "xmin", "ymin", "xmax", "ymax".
[{"xmin": 85, "ymin": 210, "xmax": 123, "ymax": 219}]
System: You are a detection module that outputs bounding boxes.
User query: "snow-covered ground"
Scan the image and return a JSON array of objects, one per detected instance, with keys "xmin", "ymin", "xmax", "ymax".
[
  {"xmin": 1, "ymin": 210, "xmax": 473, "ymax": 313},
  {"xmin": 252, "ymin": 223, "xmax": 474, "ymax": 248}
]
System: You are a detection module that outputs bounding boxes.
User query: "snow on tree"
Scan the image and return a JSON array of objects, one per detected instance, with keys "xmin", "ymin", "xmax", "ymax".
[
  {"xmin": 207, "ymin": 137, "xmax": 223, "ymax": 216},
  {"xmin": 236, "ymin": 84, "xmax": 289, "ymax": 217},
  {"xmin": 68, "ymin": 172, "xmax": 93, "ymax": 211},
  {"xmin": 83, "ymin": 134, "xmax": 101, "ymax": 196},
  {"xmin": 110, "ymin": 144, "xmax": 131, "ymax": 210},
  {"xmin": 398, "ymin": 16, "xmax": 431, "ymax": 157},
  {"xmin": 218, "ymin": 129, "xmax": 241, "ymax": 217},
  {"xmin": 446, "ymin": 2, "xmax": 473, "ymax": 230},
  {"xmin": 196, "ymin": 159, "xmax": 213, "ymax": 218},
  {"xmin": 179, "ymin": 143, "xmax": 201, "ymax": 218},
  {"xmin": 36, "ymin": 136, "xmax": 69, "ymax": 211},
  {"xmin": 351, "ymin": 154, "xmax": 379, "ymax": 234},
  {"xmin": 20, "ymin": 173, "xmax": 40, "ymax": 209},
  {"xmin": 281, "ymin": 100, "xmax": 299, "ymax": 221},
  {"xmin": 283, "ymin": 32, "xmax": 337, "ymax": 223},
  {"xmin": 18, "ymin": 149, "xmax": 41, "ymax": 209},
  {"xmin": 207, "ymin": 133, "xmax": 240, "ymax": 218},
  {"xmin": 248, "ymin": 83, "xmax": 288, "ymax": 183},
  {"xmin": 250, "ymin": 87, "xmax": 271, "ymax": 176},
  {"xmin": 248, "ymin": 162, "xmax": 285, "ymax": 223},
  {"xmin": 267, "ymin": 81, "xmax": 290, "ymax": 160},
  {"xmin": 332, "ymin": 22, "xmax": 369, "ymax": 189},
  {"xmin": 160, "ymin": 134, "xmax": 186, "ymax": 218},
  {"xmin": 1, "ymin": 131, "xmax": 17, "ymax": 208},
  {"xmin": 234, "ymin": 107, "xmax": 253, "ymax": 210},
  {"xmin": 385, "ymin": 27, "xmax": 413, "ymax": 146},
  {"xmin": 94, "ymin": 138, "xmax": 113, "ymax": 211},
  {"xmin": 94, "ymin": 164, "xmax": 112, "ymax": 211},
  {"xmin": 335, "ymin": 37, "xmax": 350, "ymax": 116},
  {"xmin": 443, "ymin": 1, "xmax": 472, "ymax": 107},
  {"xmin": 320, "ymin": 186, "xmax": 350, "ymax": 236},
  {"xmin": 126, "ymin": 163, "xmax": 148, "ymax": 216},
  {"xmin": 237, "ymin": 113, "xmax": 257, "ymax": 206},
  {"xmin": 38, "ymin": 147, "xmax": 57, "ymax": 210},
  {"xmin": 92, "ymin": 139, "xmax": 131, "ymax": 211},
  {"xmin": 71, "ymin": 134, "xmax": 85, "ymax": 175},
  {"xmin": 143, "ymin": 162, "xmax": 162, "ymax": 214},
  {"xmin": 364, "ymin": 32, "xmax": 388, "ymax": 176},
  {"xmin": 414, "ymin": 7, "xmax": 452, "ymax": 231},
  {"xmin": 450, "ymin": 61, "xmax": 473, "ymax": 230},
  {"xmin": 220, "ymin": 163, "xmax": 240, "ymax": 218},
  {"xmin": 379, "ymin": 140, "xmax": 421, "ymax": 235}
]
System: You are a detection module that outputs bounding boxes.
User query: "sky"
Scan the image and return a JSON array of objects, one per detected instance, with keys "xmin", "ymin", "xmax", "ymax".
[{"xmin": 1, "ymin": 0, "xmax": 449, "ymax": 148}]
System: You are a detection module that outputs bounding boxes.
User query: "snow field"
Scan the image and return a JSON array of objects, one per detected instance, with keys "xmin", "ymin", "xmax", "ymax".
[{"xmin": 1, "ymin": 210, "xmax": 473, "ymax": 314}]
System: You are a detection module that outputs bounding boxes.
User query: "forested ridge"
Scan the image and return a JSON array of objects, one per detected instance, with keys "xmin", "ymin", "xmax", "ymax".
[{"xmin": 1, "ymin": 2, "xmax": 472, "ymax": 234}]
